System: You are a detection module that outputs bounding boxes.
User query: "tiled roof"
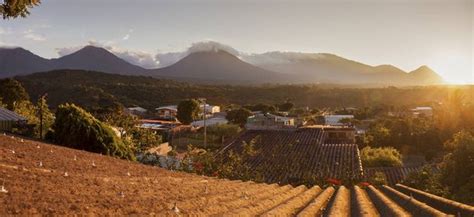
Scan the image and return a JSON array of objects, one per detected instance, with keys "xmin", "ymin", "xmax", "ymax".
[
  {"xmin": 221, "ymin": 129, "xmax": 363, "ymax": 185},
  {"xmin": 364, "ymin": 166, "xmax": 421, "ymax": 185}
]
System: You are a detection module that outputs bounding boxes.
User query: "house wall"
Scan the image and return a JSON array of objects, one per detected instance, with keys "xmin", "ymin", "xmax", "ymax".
[{"xmin": 0, "ymin": 120, "xmax": 13, "ymax": 132}]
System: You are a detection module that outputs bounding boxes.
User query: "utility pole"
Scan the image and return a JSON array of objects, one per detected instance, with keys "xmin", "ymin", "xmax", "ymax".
[
  {"xmin": 39, "ymin": 99, "xmax": 43, "ymax": 139},
  {"xmin": 203, "ymin": 99, "xmax": 207, "ymax": 148},
  {"xmin": 38, "ymin": 93, "xmax": 47, "ymax": 139}
]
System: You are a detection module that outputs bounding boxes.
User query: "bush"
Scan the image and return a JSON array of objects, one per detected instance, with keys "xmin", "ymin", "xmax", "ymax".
[
  {"xmin": 403, "ymin": 166, "xmax": 448, "ymax": 197},
  {"xmin": 206, "ymin": 124, "xmax": 241, "ymax": 141},
  {"xmin": 369, "ymin": 171, "xmax": 388, "ymax": 186},
  {"xmin": 361, "ymin": 146, "xmax": 402, "ymax": 167},
  {"xmin": 51, "ymin": 103, "xmax": 134, "ymax": 160}
]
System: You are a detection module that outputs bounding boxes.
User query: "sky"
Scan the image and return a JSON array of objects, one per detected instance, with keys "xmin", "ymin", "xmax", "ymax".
[{"xmin": 0, "ymin": 0, "xmax": 472, "ymax": 84}]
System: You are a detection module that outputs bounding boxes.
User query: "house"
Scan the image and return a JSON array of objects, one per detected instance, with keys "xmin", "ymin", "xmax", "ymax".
[
  {"xmin": 245, "ymin": 113, "xmax": 295, "ymax": 130},
  {"xmin": 321, "ymin": 126, "xmax": 357, "ymax": 144},
  {"xmin": 324, "ymin": 115, "xmax": 354, "ymax": 126},
  {"xmin": 201, "ymin": 104, "xmax": 220, "ymax": 114},
  {"xmin": 191, "ymin": 116, "xmax": 228, "ymax": 127},
  {"xmin": 126, "ymin": 106, "xmax": 148, "ymax": 116},
  {"xmin": 155, "ymin": 105, "xmax": 178, "ymax": 119},
  {"xmin": 411, "ymin": 106, "xmax": 433, "ymax": 117},
  {"xmin": 0, "ymin": 108, "xmax": 27, "ymax": 132}
]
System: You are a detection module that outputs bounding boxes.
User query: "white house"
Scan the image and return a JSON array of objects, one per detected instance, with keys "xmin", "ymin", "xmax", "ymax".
[
  {"xmin": 201, "ymin": 104, "xmax": 220, "ymax": 114},
  {"xmin": 324, "ymin": 115, "xmax": 354, "ymax": 126},
  {"xmin": 411, "ymin": 107, "xmax": 433, "ymax": 117}
]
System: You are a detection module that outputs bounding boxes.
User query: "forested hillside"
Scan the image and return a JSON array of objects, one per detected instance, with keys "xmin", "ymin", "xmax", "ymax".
[{"xmin": 16, "ymin": 70, "xmax": 473, "ymax": 110}]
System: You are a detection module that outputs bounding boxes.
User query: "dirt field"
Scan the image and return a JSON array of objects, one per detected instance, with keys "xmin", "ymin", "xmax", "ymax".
[{"xmin": 1, "ymin": 134, "xmax": 472, "ymax": 216}]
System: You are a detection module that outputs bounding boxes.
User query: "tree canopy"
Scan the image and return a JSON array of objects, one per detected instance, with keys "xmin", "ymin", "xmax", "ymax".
[
  {"xmin": 440, "ymin": 131, "xmax": 474, "ymax": 204},
  {"xmin": 1, "ymin": 0, "xmax": 40, "ymax": 19},
  {"xmin": 360, "ymin": 146, "xmax": 402, "ymax": 167},
  {"xmin": 0, "ymin": 78, "xmax": 30, "ymax": 110},
  {"xmin": 177, "ymin": 99, "xmax": 200, "ymax": 124},
  {"xmin": 226, "ymin": 108, "xmax": 252, "ymax": 127},
  {"xmin": 51, "ymin": 103, "xmax": 134, "ymax": 160}
]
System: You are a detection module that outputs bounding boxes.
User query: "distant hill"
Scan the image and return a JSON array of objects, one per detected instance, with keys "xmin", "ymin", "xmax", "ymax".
[
  {"xmin": 51, "ymin": 46, "xmax": 149, "ymax": 76},
  {"xmin": 150, "ymin": 50, "xmax": 286, "ymax": 84},
  {"xmin": 0, "ymin": 46, "xmax": 148, "ymax": 78},
  {"xmin": 0, "ymin": 45, "xmax": 444, "ymax": 85},
  {"xmin": 0, "ymin": 47, "xmax": 53, "ymax": 77},
  {"xmin": 243, "ymin": 52, "xmax": 444, "ymax": 85}
]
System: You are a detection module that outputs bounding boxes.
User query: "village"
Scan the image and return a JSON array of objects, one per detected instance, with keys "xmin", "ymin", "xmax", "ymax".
[{"xmin": 1, "ymin": 97, "xmax": 434, "ymax": 186}]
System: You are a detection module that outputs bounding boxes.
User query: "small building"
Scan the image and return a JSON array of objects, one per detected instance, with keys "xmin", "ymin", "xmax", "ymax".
[
  {"xmin": 126, "ymin": 106, "xmax": 148, "ymax": 116},
  {"xmin": 411, "ymin": 107, "xmax": 433, "ymax": 118},
  {"xmin": 139, "ymin": 119, "xmax": 180, "ymax": 132},
  {"xmin": 245, "ymin": 113, "xmax": 295, "ymax": 130},
  {"xmin": 191, "ymin": 116, "xmax": 228, "ymax": 127},
  {"xmin": 324, "ymin": 115, "xmax": 354, "ymax": 126},
  {"xmin": 0, "ymin": 108, "xmax": 27, "ymax": 132},
  {"xmin": 155, "ymin": 105, "xmax": 178, "ymax": 119}
]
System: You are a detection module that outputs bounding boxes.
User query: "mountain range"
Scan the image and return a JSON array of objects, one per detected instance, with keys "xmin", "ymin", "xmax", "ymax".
[{"xmin": 0, "ymin": 45, "xmax": 444, "ymax": 85}]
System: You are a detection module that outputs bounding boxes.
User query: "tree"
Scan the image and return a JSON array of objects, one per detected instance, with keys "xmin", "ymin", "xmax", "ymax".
[
  {"xmin": 245, "ymin": 103, "xmax": 276, "ymax": 113},
  {"xmin": 403, "ymin": 166, "xmax": 448, "ymax": 197},
  {"xmin": 360, "ymin": 146, "xmax": 402, "ymax": 167},
  {"xmin": 0, "ymin": 97, "xmax": 6, "ymax": 108},
  {"xmin": 366, "ymin": 124, "xmax": 391, "ymax": 147},
  {"xmin": 104, "ymin": 110, "xmax": 162, "ymax": 152},
  {"xmin": 51, "ymin": 103, "xmax": 134, "ymax": 160},
  {"xmin": 440, "ymin": 131, "xmax": 474, "ymax": 204},
  {"xmin": 177, "ymin": 99, "xmax": 200, "ymax": 124},
  {"xmin": 226, "ymin": 108, "xmax": 252, "ymax": 127},
  {"xmin": 278, "ymin": 102, "xmax": 294, "ymax": 112},
  {"xmin": 12, "ymin": 100, "xmax": 38, "ymax": 136},
  {"xmin": 1, "ymin": 0, "xmax": 40, "ymax": 19},
  {"xmin": 0, "ymin": 78, "xmax": 30, "ymax": 110},
  {"xmin": 36, "ymin": 95, "xmax": 54, "ymax": 139}
]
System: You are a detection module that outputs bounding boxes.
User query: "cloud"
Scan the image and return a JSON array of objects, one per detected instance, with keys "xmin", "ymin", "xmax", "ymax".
[
  {"xmin": 23, "ymin": 29, "xmax": 46, "ymax": 41},
  {"xmin": 122, "ymin": 34, "xmax": 130, "ymax": 40},
  {"xmin": 122, "ymin": 29, "xmax": 133, "ymax": 41}
]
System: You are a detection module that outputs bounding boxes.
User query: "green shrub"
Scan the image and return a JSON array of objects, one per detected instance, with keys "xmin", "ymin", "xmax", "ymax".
[
  {"xmin": 51, "ymin": 103, "xmax": 134, "ymax": 160},
  {"xmin": 361, "ymin": 146, "xmax": 402, "ymax": 167},
  {"xmin": 369, "ymin": 171, "xmax": 388, "ymax": 186}
]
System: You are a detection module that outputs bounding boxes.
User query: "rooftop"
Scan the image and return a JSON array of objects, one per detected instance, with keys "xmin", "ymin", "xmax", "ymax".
[{"xmin": 1, "ymin": 134, "xmax": 472, "ymax": 215}]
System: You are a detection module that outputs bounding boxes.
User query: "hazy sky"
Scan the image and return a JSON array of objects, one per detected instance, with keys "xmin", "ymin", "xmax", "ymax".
[{"xmin": 0, "ymin": 0, "xmax": 472, "ymax": 83}]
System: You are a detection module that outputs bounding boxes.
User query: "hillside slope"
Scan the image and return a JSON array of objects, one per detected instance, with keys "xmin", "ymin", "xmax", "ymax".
[
  {"xmin": 1, "ymin": 135, "xmax": 473, "ymax": 215},
  {"xmin": 51, "ymin": 46, "xmax": 149, "ymax": 76},
  {"xmin": 150, "ymin": 50, "xmax": 287, "ymax": 84},
  {"xmin": 0, "ymin": 47, "xmax": 53, "ymax": 78}
]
